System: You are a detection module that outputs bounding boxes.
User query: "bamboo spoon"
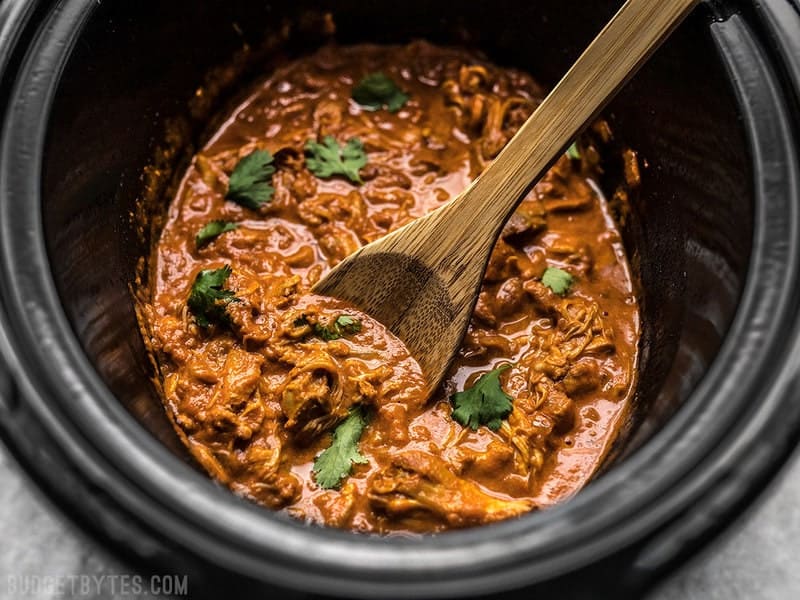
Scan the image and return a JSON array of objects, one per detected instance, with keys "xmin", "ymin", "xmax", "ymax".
[{"xmin": 314, "ymin": 0, "xmax": 699, "ymax": 393}]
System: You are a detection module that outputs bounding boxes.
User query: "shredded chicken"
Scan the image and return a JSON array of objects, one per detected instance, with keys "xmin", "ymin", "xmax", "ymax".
[{"xmin": 140, "ymin": 41, "xmax": 639, "ymax": 534}]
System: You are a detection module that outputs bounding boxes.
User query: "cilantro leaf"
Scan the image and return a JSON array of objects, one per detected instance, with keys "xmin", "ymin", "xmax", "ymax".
[
  {"xmin": 313, "ymin": 407, "xmax": 369, "ymax": 489},
  {"xmin": 196, "ymin": 220, "xmax": 238, "ymax": 248},
  {"xmin": 315, "ymin": 315, "xmax": 362, "ymax": 341},
  {"xmin": 305, "ymin": 136, "xmax": 367, "ymax": 184},
  {"xmin": 294, "ymin": 314, "xmax": 363, "ymax": 341},
  {"xmin": 566, "ymin": 142, "xmax": 581, "ymax": 160},
  {"xmin": 352, "ymin": 72, "xmax": 410, "ymax": 113},
  {"xmin": 187, "ymin": 265, "xmax": 238, "ymax": 328},
  {"xmin": 541, "ymin": 267, "xmax": 574, "ymax": 296},
  {"xmin": 226, "ymin": 149, "xmax": 275, "ymax": 210},
  {"xmin": 450, "ymin": 365, "xmax": 513, "ymax": 431}
]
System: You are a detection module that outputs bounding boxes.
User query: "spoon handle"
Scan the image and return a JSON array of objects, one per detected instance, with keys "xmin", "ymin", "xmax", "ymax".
[{"xmin": 438, "ymin": 0, "xmax": 699, "ymax": 237}]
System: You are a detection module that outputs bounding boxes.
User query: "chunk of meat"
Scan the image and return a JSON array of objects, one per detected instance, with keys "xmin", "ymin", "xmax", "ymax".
[
  {"xmin": 501, "ymin": 201, "xmax": 547, "ymax": 244},
  {"xmin": 473, "ymin": 290, "xmax": 497, "ymax": 327},
  {"xmin": 311, "ymin": 483, "xmax": 359, "ymax": 528},
  {"xmin": 539, "ymin": 384, "xmax": 575, "ymax": 435},
  {"xmin": 542, "ymin": 178, "xmax": 595, "ymax": 213},
  {"xmin": 547, "ymin": 237, "xmax": 594, "ymax": 276},
  {"xmin": 313, "ymin": 99, "xmax": 343, "ymax": 136},
  {"xmin": 280, "ymin": 353, "xmax": 354, "ymax": 440},
  {"xmin": 494, "ymin": 277, "xmax": 525, "ymax": 318},
  {"xmin": 522, "ymin": 279, "xmax": 561, "ymax": 317},
  {"xmin": 485, "ymin": 240, "xmax": 520, "ymax": 282},
  {"xmin": 563, "ymin": 359, "xmax": 602, "ymax": 396},
  {"xmin": 449, "ymin": 440, "xmax": 515, "ymax": 479},
  {"xmin": 204, "ymin": 349, "xmax": 265, "ymax": 440},
  {"xmin": 360, "ymin": 164, "xmax": 413, "ymax": 189},
  {"xmin": 297, "ymin": 191, "xmax": 368, "ymax": 230},
  {"xmin": 316, "ymin": 224, "xmax": 362, "ymax": 265},
  {"xmin": 369, "ymin": 451, "xmax": 533, "ymax": 527},
  {"xmin": 216, "ymin": 349, "xmax": 264, "ymax": 408}
]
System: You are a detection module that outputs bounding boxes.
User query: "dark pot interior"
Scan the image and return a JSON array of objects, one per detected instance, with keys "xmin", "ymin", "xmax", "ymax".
[
  {"xmin": 5, "ymin": 0, "xmax": 800, "ymax": 598},
  {"xmin": 42, "ymin": 0, "xmax": 751, "ymax": 467}
]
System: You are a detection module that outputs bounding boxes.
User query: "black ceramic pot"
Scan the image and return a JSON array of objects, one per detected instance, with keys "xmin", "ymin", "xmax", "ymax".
[{"xmin": 1, "ymin": 1, "xmax": 799, "ymax": 598}]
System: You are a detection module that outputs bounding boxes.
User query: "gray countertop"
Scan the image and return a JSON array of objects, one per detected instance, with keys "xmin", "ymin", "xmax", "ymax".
[{"xmin": 0, "ymin": 445, "xmax": 798, "ymax": 600}]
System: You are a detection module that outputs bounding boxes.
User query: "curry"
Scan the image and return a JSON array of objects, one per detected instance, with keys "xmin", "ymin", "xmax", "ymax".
[{"xmin": 140, "ymin": 41, "xmax": 640, "ymax": 534}]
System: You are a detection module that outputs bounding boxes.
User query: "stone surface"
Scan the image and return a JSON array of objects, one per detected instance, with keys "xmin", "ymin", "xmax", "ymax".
[
  {"xmin": 0, "ymin": 445, "xmax": 798, "ymax": 599},
  {"xmin": 649, "ymin": 454, "xmax": 800, "ymax": 600}
]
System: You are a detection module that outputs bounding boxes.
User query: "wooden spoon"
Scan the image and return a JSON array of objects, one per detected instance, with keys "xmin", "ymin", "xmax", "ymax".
[{"xmin": 314, "ymin": 0, "xmax": 699, "ymax": 393}]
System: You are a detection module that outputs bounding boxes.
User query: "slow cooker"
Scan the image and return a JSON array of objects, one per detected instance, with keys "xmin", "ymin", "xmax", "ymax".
[{"xmin": 1, "ymin": 1, "xmax": 799, "ymax": 598}]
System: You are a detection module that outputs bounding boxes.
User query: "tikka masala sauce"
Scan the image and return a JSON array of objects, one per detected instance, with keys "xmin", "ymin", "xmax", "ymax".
[{"xmin": 141, "ymin": 42, "xmax": 640, "ymax": 534}]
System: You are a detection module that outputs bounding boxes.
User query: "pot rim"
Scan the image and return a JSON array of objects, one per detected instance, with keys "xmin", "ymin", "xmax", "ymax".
[{"xmin": 1, "ymin": 1, "xmax": 800, "ymax": 597}]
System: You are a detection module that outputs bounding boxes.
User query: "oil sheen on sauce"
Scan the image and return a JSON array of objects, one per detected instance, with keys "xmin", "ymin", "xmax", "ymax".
[{"xmin": 141, "ymin": 41, "xmax": 640, "ymax": 534}]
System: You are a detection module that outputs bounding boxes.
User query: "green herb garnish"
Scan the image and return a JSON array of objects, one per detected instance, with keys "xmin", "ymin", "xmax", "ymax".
[
  {"xmin": 313, "ymin": 407, "xmax": 369, "ymax": 489},
  {"xmin": 305, "ymin": 136, "xmax": 367, "ymax": 184},
  {"xmin": 450, "ymin": 365, "xmax": 514, "ymax": 431},
  {"xmin": 566, "ymin": 142, "xmax": 581, "ymax": 160},
  {"xmin": 295, "ymin": 314, "xmax": 362, "ymax": 341},
  {"xmin": 195, "ymin": 220, "xmax": 238, "ymax": 248},
  {"xmin": 541, "ymin": 267, "xmax": 574, "ymax": 296},
  {"xmin": 352, "ymin": 72, "xmax": 409, "ymax": 113},
  {"xmin": 226, "ymin": 149, "xmax": 275, "ymax": 209},
  {"xmin": 315, "ymin": 315, "xmax": 362, "ymax": 341},
  {"xmin": 187, "ymin": 265, "xmax": 238, "ymax": 327}
]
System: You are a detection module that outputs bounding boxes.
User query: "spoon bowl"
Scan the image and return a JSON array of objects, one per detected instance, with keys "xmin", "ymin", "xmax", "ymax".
[{"xmin": 314, "ymin": 0, "xmax": 699, "ymax": 391}]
